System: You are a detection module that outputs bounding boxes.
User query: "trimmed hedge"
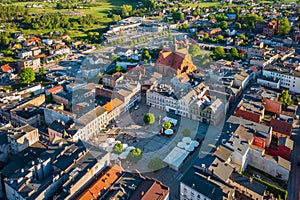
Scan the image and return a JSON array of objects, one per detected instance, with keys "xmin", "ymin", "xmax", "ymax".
[{"xmin": 252, "ymin": 177, "xmax": 288, "ymax": 199}]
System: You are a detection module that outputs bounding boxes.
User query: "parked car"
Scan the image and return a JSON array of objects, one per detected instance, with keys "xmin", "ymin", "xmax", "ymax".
[{"xmin": 134, "ymin": 105, "xmax": 139, "ymax": 110}]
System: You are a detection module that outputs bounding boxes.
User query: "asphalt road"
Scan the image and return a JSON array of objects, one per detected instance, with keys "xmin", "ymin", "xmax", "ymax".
[{"xmin": 287, "ymin": 108, "xmax": 300, "ymax": 200}]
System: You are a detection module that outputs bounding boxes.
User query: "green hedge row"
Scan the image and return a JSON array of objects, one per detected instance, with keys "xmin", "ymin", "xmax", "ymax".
[{"xmin": 252, "ymin": 177, "xmax": 288, "ymax": 199}]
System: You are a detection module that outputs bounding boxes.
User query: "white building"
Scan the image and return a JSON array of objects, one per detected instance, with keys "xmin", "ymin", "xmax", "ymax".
[
  {"xmin": 224, "ymin": 136, "xmax": 250, "ymax": 172},
  {"xmin": 262, "ymin": 65, "xmax": 300, "ymax": 94},
  {"xmin": 77, "ymin": 106, "xmax": 108, "ymax": 141}
]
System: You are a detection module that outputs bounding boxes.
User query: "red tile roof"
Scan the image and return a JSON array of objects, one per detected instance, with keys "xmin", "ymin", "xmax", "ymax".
[
  {"xmin": 47, "ymin": 85, "xmax": 63, "ymax": 94},
  {"xmin": 78, "ymin": 165, "xmax": 123, "ymax": 200},
  {"xmin": 270, "ymin": 119, "xmax": 292, "ymax": 135},
  {"xmin": 0, "ymin": 64, "xmax": 12, "ymax": 73},
  {"xmin": 156, "ymin": 49, "xmax": 197, "ymax": 74},
  {"xmin": 129, "ymin": 178, "xmax": 170, "ymax": 200}
]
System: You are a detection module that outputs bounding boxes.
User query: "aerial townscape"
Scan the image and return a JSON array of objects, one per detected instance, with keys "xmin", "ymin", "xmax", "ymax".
[{"xmin": 0, "ymin": 0, "xmax": 300, "ymax": 200}]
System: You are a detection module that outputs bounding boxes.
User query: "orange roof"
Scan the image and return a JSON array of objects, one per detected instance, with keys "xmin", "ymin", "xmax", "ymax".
[
  {"xmin": 25, "ymin": 37, "xmax": 41, "ymax": 45},
  {"xmin": 47, "ymin": 85, "xmax": 63, "ymax": 94},
  {"xmin": 102, "ymin": 98, "xmax": 123, "ymax": 112},
  {"xmin": 78, "ymin": 165, "xmax": 123, "ymax": 200},
  {"xmin": 36, "ymin": 53, "xmax": 46, "ymax": 58},
  {"xmin": 0, "ymin": 64, "xmax": 12, "ymax": 73},
  {"xmin": 129, "ymin": 178, "xmax": 170, "ymax": 200}
]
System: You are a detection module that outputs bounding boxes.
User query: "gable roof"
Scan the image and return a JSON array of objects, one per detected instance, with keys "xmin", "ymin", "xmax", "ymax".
[
  {"xmin": 182, "ymin": 169, "xmax": 224, "ymax": 200},
  {"xmin": 78, "ymin": 106, "xmax": 107, "ymax": 125},
  {"xmin": 0, "ymin": 64, "xmax": 13, "ymax": 73},
  {"xmin": 270, "ymin": 119, "xmax": 292, "ymax": 135},
  {"xmin": 214, "ymin": 145, "xmax": 233, "ymax": 162},
  {"xmin": 78, "ymin": 165, "xmax": 123, "ymax": 200},
  {"xmin": 156, "ymin": 49, "xmax": 197, "ymax": 73},
  {"xmin": 102, "ymin": 98, "xmax": 123, "ymax": 112},
  {"xmin": 231, "ymin": 172, "xmax": 266, "ymax": 196},
  {"xmin": 47, "ymin": 85, "xmax": 63, "ymax": 94}
]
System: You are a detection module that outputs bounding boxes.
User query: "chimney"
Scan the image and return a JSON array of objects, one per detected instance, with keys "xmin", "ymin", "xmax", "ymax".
[{"xmin": 141, "ymin": 191, "xmax": 145, "ymax": 196}]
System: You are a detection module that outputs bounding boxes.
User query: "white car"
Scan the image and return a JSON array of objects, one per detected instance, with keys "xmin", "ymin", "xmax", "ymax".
[{"xmin": 134, "ymin": 105, "xmax": 139, "ymax": 110}]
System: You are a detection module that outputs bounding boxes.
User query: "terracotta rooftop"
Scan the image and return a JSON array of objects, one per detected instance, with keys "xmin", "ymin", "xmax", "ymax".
[
  {"xmin": 47, "ymin": 85, "xmax": 63, "ymax": 94},
  {"xmin": 78, "ymin": 165, "xmax": 123, "ymax": 200},
  {"xmin": 0, "ymin": 64, "xmax": 13, "ymax": 73},
  {"xmin": 102, "ymin": 98, "xmax": 123, "ymax": 112},
  {"xmin": 129, "ymin": 177, "xmax": 170, "ymax": 200}
]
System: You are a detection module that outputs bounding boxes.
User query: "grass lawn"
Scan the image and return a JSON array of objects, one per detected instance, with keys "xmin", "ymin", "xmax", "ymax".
[{"xmin": 8, "ymin": 0, "xmax": 141, "ymax": 37}]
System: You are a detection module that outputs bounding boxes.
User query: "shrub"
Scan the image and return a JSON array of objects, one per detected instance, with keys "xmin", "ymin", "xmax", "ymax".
[
  {"xmin": 163, "ymin": 121, "xmax": 171, "ymax": 129},
  {"xmin": 112, "ymin": 143, "xmax": 123, "ymax": 154},
  {"xmin": 127, "ymin": 148, "xmax": 142, "ymax": 163}
]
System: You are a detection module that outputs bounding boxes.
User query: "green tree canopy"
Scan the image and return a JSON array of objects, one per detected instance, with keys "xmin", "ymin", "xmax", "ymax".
[
  {"xmin": 278, "ymin": 18, "xmax": 291, "ymax": 35},
  {"xmin": 114, "ymin": 65, "xmax": 125, "ymax": 73},
  {"xmin": 112, "ymin": 143, "xmax": 123, "ymax": 154},
  {"xmin": 112, "ymin": 14, "xmax": 122, "ymax": 22},
  {"xmin": 20, "ymin": 68, "xmax": 35, "ymax": 85},
  {"xmin": 163, "ymin": 121, "xmax": 171, "ymax": 130},
  {"xmin": 148, "ymin": 157, "xmax": 164, "ymax": 172},
  {"xmin": 144, "ymin": 113, "xmax": 155, "ymax": 124},
  {"xmin": 172, "ymin": 12, "xmax": 184, "ymax": 22},
  {"xmin": 220, "ymin": 21, "xmax": 228, "ymax": 30},
  {"xmin": 213, "ymin": 46, "xmax": 225, "ymax": 59},
  {"xmin": 142, "ymin": 50, "xmax": 152, "ymax": 60},
  {"xmin": 121, "ymin": 5, "xmax": 132, "ymax": 17},
  {"xmin": 230, "ymin": 48, "xmax": 239, "ymax": 59},
  {"xmin": 188, "ymin": 44, "xmax": 201, "ymax": 57},
  {"xmin": 38, "ymin": 67, "xmax": 46, "ymax": 76},
  {"xmin": 278, "ymin": 90, "xmax": 294, "ymax": 106}
]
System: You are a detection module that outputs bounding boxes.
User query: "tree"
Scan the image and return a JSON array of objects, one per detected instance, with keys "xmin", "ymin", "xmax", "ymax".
[
  {"xmin": 112, "ymin": 143, "xmax": 123, "ymax": 154},
  {"xmin": 121, "ymin": 5, "xmax": 132, "ymax": 17},
  {"xmin": 213, "ymin": 46, "xmax": 225, "ymax": 59},
  {"xmin": 278, "ymin": 18, "xmax": 291, "ymax": 35},
  {"xmin": 163, "ymin": 121, "xmax": 171, "ymax": 130},
  {"xmin": 172, "ymin": 12, "xmax": 184, "ymax": 22},
  {"xmin": 235, "ymin": 22, "xmax": 242, "ymax": 29},
  {"xmin": 217, "ymin": 35, "xmax": 224, "ymax": 42},
  {"xmin": 142, "ymin": 50, "xmax": 152, "ymax": 60},
  {"xmin": 20, "ymin": 68, "xmax": 35, "ymax": 85},
  {"xmin": 230, "ymin": 48, "xmax": 239, "ymax": 59},
  {"xmin": 220, "ymin": 21, "xmax": 228, "ymax": 30},
  {"xmin": 188, "ymin": 44, "xmax": 201, "ymax": 57},
  {"xmin": 38, "ymin": 67, "xmax": 46, "ymax": 76},
  {"xmin": 114, "ymin": 65, "xmax": 125, "ymax": 73},
  {"xmin": 144, "ymin": 113, "xmax": 155, "ymax": 124},
  {"xmin": 278, "ymin": 90, "xmax": 294, "ymax": 106},
  {"xmin": 148, "ymin": 158, "xmax": 164, "ymax": 172},
  {"xmin": 46, "ymin": 94, "xmax": 53, "ymax": 103},
  {"xmin": 112, "ymin": 14, "xmax": 122, "ymax": 22},
  {"xmin": 127, "ymin": 148, "xmax": 142, "ymax": 163}
]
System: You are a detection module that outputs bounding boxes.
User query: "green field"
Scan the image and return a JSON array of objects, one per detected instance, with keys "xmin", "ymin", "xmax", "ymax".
[{"xmin": 8, "ymin": 0, "xmax": 141, "ymax": 37}]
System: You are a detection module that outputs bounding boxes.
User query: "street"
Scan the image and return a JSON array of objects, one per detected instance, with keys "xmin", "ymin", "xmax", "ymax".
[{"xmin": 287, "ymin": 107, "xmax": 300, "ymax": 200}]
